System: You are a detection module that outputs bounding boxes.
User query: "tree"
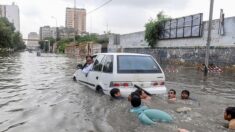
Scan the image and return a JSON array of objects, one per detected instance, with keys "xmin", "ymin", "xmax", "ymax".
[
  {"xmin": 0, "ymin": 18, "xmax": 25, "ymax": 50},
  {"xmin": 57, "ymin": 38, "xmax": 73, "ymax": 53},
  {"xmin": 0, "ymin": 18, "xmax": 13, "ymax": 48},
  {"xmin": 13, "ymin": 32, "xmax": 25, "ymax": 50},
  {"xmin": 145, "ymin": 11, "xmax": 170, "ymax": 48}
]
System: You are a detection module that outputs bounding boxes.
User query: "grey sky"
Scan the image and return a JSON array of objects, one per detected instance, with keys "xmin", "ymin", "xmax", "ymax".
[{"xmin": 1, "ymin": 0, "xmax": 235, "ymax": 38}]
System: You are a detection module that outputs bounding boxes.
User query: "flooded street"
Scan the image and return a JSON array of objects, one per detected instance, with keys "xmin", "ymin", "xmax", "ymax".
[{"xmin": 0, "ymin": 52, "xmax": 234, "ymax": 132}]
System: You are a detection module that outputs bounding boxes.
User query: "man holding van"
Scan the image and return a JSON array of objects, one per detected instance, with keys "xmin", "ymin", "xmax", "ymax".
[{"xmin": 82, "ymin": 56, "xmax": 93, "ymax": 74}]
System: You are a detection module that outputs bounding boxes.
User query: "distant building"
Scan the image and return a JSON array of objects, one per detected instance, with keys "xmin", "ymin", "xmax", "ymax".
[
  {"xmin": 58, "ymin": 26, "xmax": 75, "ymax": 39},
  {"xmin": 39, "ymin": 26, "xmax": 51, "ymax": 40},
  {"xmin": 0, "ymin": 2, "xmax": 20, "ymax": 31},
  {"xmin": 39, "ymin": 26, "xmax": 59, "ymax": 40},
  {"xmin": 50, "ymin": 27, "xmax": 58, "ymax": 40},
  {"xmin": 27, "ymin": 32, "xmax": 39, "ymax": 50},
  {"xmin": 65, "ymin": 8, "xmax": 86, "ymax": 34}
]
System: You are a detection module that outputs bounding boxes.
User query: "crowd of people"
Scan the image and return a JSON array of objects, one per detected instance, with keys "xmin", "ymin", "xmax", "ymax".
[
  {"xmin": 79, "ymin": 55, "xmax": 234, "ymax": 130},
  {"xmin": 110, "ymin": 88, "xmax": 235, "ymax": 131}
]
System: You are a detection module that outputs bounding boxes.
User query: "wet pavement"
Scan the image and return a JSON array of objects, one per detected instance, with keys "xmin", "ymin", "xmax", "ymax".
[{"xmin": 0, "ymin": 52, "xmax": 234, "ymax": 132}]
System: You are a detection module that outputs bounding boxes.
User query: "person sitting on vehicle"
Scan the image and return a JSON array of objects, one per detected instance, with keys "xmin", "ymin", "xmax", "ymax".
[
  {"xmin": 82, "ymin": 56, "xmax": 93, "ymax": 74},
  {"xmin": 110, "ymin": 88, "xmax": 123, "ymax": 99},
  {"xmin": 81, "ymin": 55, "xmax": 92, "ymax": 69},
  {"xmin": 224, "ymin": 107, "xmax": 235, "ymax": 129},
  {"xmin": 181, "ymin": 90, "xmax": 190, "ymax": 100},
  {"xmin": 168, "ymin": 89, "xmax": 177, "ymax": 102}
]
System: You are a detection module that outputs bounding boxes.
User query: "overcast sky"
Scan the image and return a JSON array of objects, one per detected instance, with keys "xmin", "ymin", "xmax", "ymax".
[{"xmin": 1, "ymin": 0, "xmax": 235, "ymax": 38}]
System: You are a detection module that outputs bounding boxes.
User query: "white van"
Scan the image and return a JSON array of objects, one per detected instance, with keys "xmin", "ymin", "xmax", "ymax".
[{"xmin": 74, "ymin": 53, "xmax": 166, "ymax": 97}]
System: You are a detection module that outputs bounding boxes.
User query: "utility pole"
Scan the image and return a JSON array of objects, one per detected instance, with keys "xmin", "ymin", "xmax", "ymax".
[
  {"xmin": 51, "ymin": 16, "xmax": 58, "ymax": 48},
  {"xmin": 204, "ymin": 0, "xmax": 214, "ymax": 75},
  {"xmin": 73, "ymin": 0, "xmax": 76, "ymax": 43}
]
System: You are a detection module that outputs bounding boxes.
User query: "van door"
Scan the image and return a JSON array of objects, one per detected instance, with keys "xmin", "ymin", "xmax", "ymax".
[
  {"xmin": 98, "ymin": 55, "xmax": 114, "ymax": 94},
  {"xmin": 86, "ymin": 55, "xmax": 105, "ymax": 90}
]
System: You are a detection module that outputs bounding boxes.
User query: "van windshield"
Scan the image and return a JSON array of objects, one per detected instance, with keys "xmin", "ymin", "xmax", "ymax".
[{"xmin": 117, "ymin": 55, "xmax": 162, "ymax": 73}]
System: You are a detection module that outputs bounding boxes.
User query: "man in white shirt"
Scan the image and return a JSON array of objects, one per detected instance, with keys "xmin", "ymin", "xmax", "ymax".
[{"xmin": 82, "ymin": 56, "xmax": 93, "ymax": 74}]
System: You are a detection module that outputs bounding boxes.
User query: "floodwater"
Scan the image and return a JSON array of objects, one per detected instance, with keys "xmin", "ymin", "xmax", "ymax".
[{"xmin": 0, "ymin": 52, "xmax": 234, "ymax": 132}]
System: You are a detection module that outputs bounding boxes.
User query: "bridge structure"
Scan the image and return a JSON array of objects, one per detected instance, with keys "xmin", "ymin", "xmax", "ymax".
[{"xmin": 23, "ymin": 39, "xmax": 40, "ymax": 41}]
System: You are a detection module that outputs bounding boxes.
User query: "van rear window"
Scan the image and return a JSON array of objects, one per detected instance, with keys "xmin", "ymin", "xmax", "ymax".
[{"xmin": 117, "ymin": 55, "xmax": 162, "ymax": 73}]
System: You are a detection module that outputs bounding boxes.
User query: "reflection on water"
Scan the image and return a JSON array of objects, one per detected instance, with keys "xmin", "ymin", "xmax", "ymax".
[{"xmin": 0, "ymin": 52, "xmax": 234, "ymax": 132}]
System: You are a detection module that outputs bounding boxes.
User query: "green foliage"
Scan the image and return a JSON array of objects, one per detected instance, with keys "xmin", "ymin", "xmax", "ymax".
[
  {"xmin": 38, "ymin": 37, "xmax": 56, "ymax": 52},
  {"xmin": 12, "ymin": 32, "xmax": 25, "ymax": 50},
  {"xmin": 39, "ymin": 41, "xmax": 49, "ymax": 52},
  {"xmin": 76, "ymin": 34, "xmax": 97, "ymax": 43},
  {"xmin": 56, "ymin": 34, "xmax": 105, "ymax": 53},
  {"xmin": 57, "ymin": 38, "xmax": 73, "ymax": 53},
  {"xmin": 0, "ymin": 18, "xmax": 25, "ymax": 50},
  {"xmin": 96, "ymin": 37, "xmax": 109, "ymax": 44},
  {"xmin": 145, "ymin": 11, "xmax": 170, "ymax": 48}
]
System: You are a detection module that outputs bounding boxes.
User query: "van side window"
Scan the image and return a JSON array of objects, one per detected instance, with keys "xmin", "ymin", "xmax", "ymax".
[
  {"xmin": 103, "ymin": 55, "xmax": 113, "ymax": 73},
  {"xmin": 93, "ymin": 55, "xmax": 105, "ymax": 72}
]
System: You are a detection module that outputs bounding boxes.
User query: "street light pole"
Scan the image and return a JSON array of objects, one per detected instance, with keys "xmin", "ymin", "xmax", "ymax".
[
  {"xmin": 73, "ymin": 0, "xmax": 76, "ymax": 43},
  {"xmin": 51, "ymin": 16, "xmax": 58, "ymax": 27},
  {"xmin": 51, "ymin": 16, "xmax": 58, "ymax": 53},
  {"xmin": 204, "ymin": 0, "xmax": 214, "ymax": 75}
]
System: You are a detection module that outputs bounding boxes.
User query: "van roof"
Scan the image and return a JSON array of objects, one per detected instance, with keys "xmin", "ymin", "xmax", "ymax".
[{"xmin": 94, "ymin": 52, "xmax": 150, "ymax": 56}]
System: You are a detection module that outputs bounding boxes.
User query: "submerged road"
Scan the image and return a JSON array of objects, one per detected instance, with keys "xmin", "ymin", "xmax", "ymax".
[{"xmin": 0, "ymin": 52, "xmax": 234, "ymax": 132}]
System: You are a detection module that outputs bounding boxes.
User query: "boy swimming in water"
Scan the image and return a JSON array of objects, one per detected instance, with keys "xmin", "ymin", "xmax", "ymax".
[
  {"xmin": 130, "ymin": 93, "xmax": 173, "ymax": 125},
  {"xmin": 110, "ymin": 88, "xmax": 123, "ymax": 99},
  {"xmin": 128, "ymin": 89, "xmax": 151, "ymax": 103},
  {"xmin": 168, "ymin": 89, "xmax": 177, "ymax": 101},
  {"xmin": 224, "ymin": 107, "xmax": 235, "ymax": 129},
  {"xmin": 181, "ymin": 90, "xmax": 190, "ymax": 100}
]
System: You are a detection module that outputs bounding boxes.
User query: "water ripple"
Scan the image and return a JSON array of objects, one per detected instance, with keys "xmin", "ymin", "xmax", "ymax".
[
  {"xmin": 0, "ymin": 121, "xmax": 27, "ymax": 132},
  {"xmin": 6, "ymin": 108, "xmax": 24, "ymax": 113},
  {"xmin": 0, "ymin": 99, "xmax": 23, "ymax": 109}
]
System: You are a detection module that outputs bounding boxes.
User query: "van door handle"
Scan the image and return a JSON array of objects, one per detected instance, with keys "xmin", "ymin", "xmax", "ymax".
[{"xmin": 96, "ymin": 76, "xmax": 99, "ymax": 80}]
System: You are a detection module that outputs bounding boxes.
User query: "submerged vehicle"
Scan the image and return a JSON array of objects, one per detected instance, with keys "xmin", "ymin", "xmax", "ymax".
[{"xmin": 73, "ymin": 53, "xmax": 167, "ymax": 97}]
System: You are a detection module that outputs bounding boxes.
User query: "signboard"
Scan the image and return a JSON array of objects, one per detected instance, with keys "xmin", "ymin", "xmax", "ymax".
[{"xmin": 159, "ymin": 13, "xmax": 203, "ymax": 39}]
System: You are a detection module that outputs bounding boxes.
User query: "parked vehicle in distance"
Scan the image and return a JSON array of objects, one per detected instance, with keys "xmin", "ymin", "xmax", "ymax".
[{"xmin": 73, "ymin": 53, "xmax": 167, "ymax": 97}]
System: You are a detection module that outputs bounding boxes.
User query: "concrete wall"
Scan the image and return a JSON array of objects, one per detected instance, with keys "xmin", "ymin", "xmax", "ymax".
[
  {"xmin": 108, "ymin": 32, "xmax": 148, "ymax": 52},
  {"xmin": 124, "ymin": 47, "xmax": 235, "ymax": 66},
  {"xmin": 109, "ymin": 17, "xmax": 235, "ymax": 50},
  {"xmin": 65, "ymin": 43, "xmax": 102, "ymax": 58},
  {"xmin": 108, "ymin": 17, "xmax": 235, "ymax": 66}
]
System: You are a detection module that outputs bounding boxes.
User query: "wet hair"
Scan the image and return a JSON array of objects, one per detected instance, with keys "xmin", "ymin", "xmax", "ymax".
[
  {"xmin": 131, "ymin": 94, "xmax": 141, "ymax": 107},
  {"xmin": 86, "ymin": 55, "xmax": 92, "ymax": 59},
  {"xmin": 110, "ymin": 88, "xmax": 120, "ymax": 98},
  {"xmin": 181, "ymin": 90, "xmax": 190, "ymax": 96},
  {"xmin": 85, "ymin": 56, "xmax": 92, "ymax": 63},
  {"xmin": 225, "ymin": 107, "xmax": 235, "ymax": 119},
  {"xmin": 134, "ymin": 88, "xmax": 151, "ymax": 96},
  {"xmin": 135, "ymin": 89, "xmax": 143, "ymax": 95},
  {"xmin": 169, "ymin": 89, "xmax": 176, "ymax": 95}
]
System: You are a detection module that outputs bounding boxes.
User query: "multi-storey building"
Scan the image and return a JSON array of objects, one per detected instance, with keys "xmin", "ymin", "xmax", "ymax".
[
  {"xmin": 39, "ymin": 26, "xmax": 59, "ymax": 40},
  {"xmin": 58, "ymin": 26, "xmax": 75, "ymax": 39},
  {"xmin": 65, "ymin": 8, "xmax": 86, "ymax": 34},
  {"xmin": 39, "ymin": 26, "xmax": 51, "ymax": 40},
  {"xmin": 27, "ymin": 32, "xmax": 39, "ymax": 50}
]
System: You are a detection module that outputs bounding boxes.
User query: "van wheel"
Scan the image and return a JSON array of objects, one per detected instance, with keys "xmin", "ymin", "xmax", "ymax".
[{"xmin": 96, "ymin": 87, "xmax": 104, "ymax": 94}]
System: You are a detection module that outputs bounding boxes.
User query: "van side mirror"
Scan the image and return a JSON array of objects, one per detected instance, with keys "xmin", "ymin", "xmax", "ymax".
[{"xmin": 77, "ymin": 64, "xmax": 83, "ymax": 69}]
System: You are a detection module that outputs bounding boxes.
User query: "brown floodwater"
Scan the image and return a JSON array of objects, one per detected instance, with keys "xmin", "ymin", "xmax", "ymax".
[{"xmin": 0, "ymin": 52, "xmax": 234, "ymax": 132}]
